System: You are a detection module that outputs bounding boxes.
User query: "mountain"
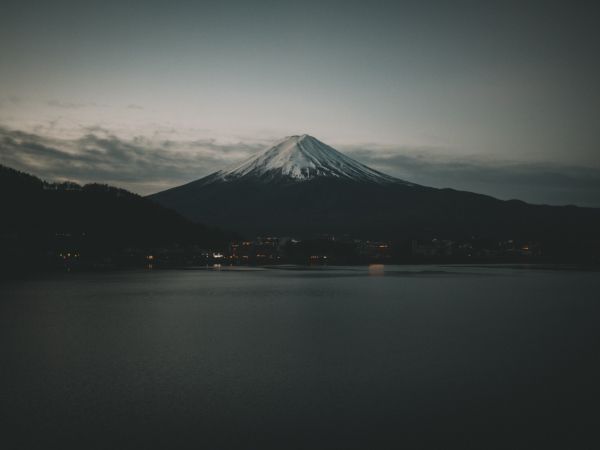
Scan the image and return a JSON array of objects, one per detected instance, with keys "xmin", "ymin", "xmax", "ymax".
[
  {"xmin": 0, "ymin": 164, "xmax": 233, "ymax": 271},
  {"xmin": 209, "ymin": 134, "xmax": 404, "ymax": 184},
  {"xmin": 149, "ymin": 135, "xmax": 600, "ymax": 245}
]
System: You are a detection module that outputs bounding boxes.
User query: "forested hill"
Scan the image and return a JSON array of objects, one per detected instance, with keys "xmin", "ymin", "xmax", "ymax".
[{"xmin": 0, "ymin": 164, "xmax": 233, "ymax": 272}]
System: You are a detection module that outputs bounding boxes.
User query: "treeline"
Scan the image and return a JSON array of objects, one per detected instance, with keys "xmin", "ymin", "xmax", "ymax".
[{"xmin": 0, "ymin": 165, "xmax": 236, "ymax": 274}]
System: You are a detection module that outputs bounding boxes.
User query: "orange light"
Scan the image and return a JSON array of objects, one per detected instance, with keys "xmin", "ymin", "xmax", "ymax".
[{"xmin": 368, "ymin": 264, "xmax": 385, "ymax": 276}]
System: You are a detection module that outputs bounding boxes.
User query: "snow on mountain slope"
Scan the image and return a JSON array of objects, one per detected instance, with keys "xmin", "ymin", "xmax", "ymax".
[{"xmin": 211, "ymin": 134, "xmax": 411, "ymax": 185}]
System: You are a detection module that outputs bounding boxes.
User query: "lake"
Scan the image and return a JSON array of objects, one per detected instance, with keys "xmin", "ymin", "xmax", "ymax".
[{"xmin": 1, "ymin": 265, "xmax": 599, "ymax": 449}]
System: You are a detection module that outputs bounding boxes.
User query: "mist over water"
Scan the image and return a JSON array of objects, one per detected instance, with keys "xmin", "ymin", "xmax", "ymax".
[{"xmin": 2, "ymin": 265, "xmax": 599, "ymax": 449}]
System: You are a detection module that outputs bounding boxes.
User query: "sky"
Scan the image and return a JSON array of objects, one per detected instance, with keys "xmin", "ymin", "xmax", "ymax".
[{"xmin": 1, "ymin": 0, "xmax": 599, "ymax": 206}]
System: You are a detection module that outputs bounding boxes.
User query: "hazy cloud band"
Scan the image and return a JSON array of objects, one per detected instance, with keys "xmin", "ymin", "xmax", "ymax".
[{"xmin": 1, "ymin": 125, "xmax": 598, "ymax": 207}]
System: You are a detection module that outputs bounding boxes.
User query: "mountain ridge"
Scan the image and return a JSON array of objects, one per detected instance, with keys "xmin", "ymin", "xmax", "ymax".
[
  {"xmin": 149, "ymin": 135, "xmax": 600, "ymax": 242},
  {"xmin": 0, "ymin": 164, "xmax": 234, "ymax": 272}
]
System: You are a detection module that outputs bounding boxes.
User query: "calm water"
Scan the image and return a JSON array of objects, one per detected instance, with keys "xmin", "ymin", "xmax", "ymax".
[{"xmin": 1, "ymin": 265, "xmax": 599, "ymax": 449}]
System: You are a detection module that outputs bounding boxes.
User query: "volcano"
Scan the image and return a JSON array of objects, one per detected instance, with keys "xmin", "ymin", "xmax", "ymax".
[
  {"xmin": 209, "ymin": 134, "xmax": 404, "ymax": 184},
  {"xmin": 149, "ymin": 135, "xmax": 600, "ymax": 241}
]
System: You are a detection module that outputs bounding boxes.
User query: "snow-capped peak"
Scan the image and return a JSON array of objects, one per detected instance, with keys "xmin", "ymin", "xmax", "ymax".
[{"xmin": 214, "ymin": 134, "xmax": 407, "ymax": 184}]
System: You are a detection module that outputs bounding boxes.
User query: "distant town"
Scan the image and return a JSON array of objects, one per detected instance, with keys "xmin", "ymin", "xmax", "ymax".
[{"xmin": 29, "ymin": 233, "xmax": 599, "ymax": 272}]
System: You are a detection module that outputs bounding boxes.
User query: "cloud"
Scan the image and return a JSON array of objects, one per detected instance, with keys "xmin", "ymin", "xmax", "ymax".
[
  {"xmin": 46, "ymin": 99, "xmax": 99, "ymax": 109},
  {"xmin": 343, "ymin": 146, "xmax": 600, "ymax": 207},
  {"xmin": 0, "ymin": 126, "xmax": 262, "ymax": 194},
  {"xmin": 1, "ymin": 125, "xmax": 598, "ymax": 206},
  {"xmin": 0, "ymin": 95, "xmax": 21, "ymax": 107}
]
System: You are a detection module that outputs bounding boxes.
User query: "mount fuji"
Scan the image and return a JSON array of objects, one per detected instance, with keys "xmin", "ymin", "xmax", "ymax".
[
  {"xmin": 149, "ymin": 135, "xmax": 600, "ymax": 240},
  {"xmin": 208, "ymin": 134, "xmax": 404, "ymax": 185}
]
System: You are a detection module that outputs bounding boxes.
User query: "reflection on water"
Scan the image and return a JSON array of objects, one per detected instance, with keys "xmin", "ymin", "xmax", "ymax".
[
  {"xmin": 1, "ymin": 265, "xmax": 599, "ymax": 449},
  {"xmin": 368, "ymin": 263, "xmax": 385, "ymax": 276}
]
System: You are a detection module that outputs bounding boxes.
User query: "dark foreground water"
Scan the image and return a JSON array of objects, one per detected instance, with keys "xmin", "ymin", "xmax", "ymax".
[{"xmin": 1, "ymin": 265, "xmax": 599, "ymax": 449}]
